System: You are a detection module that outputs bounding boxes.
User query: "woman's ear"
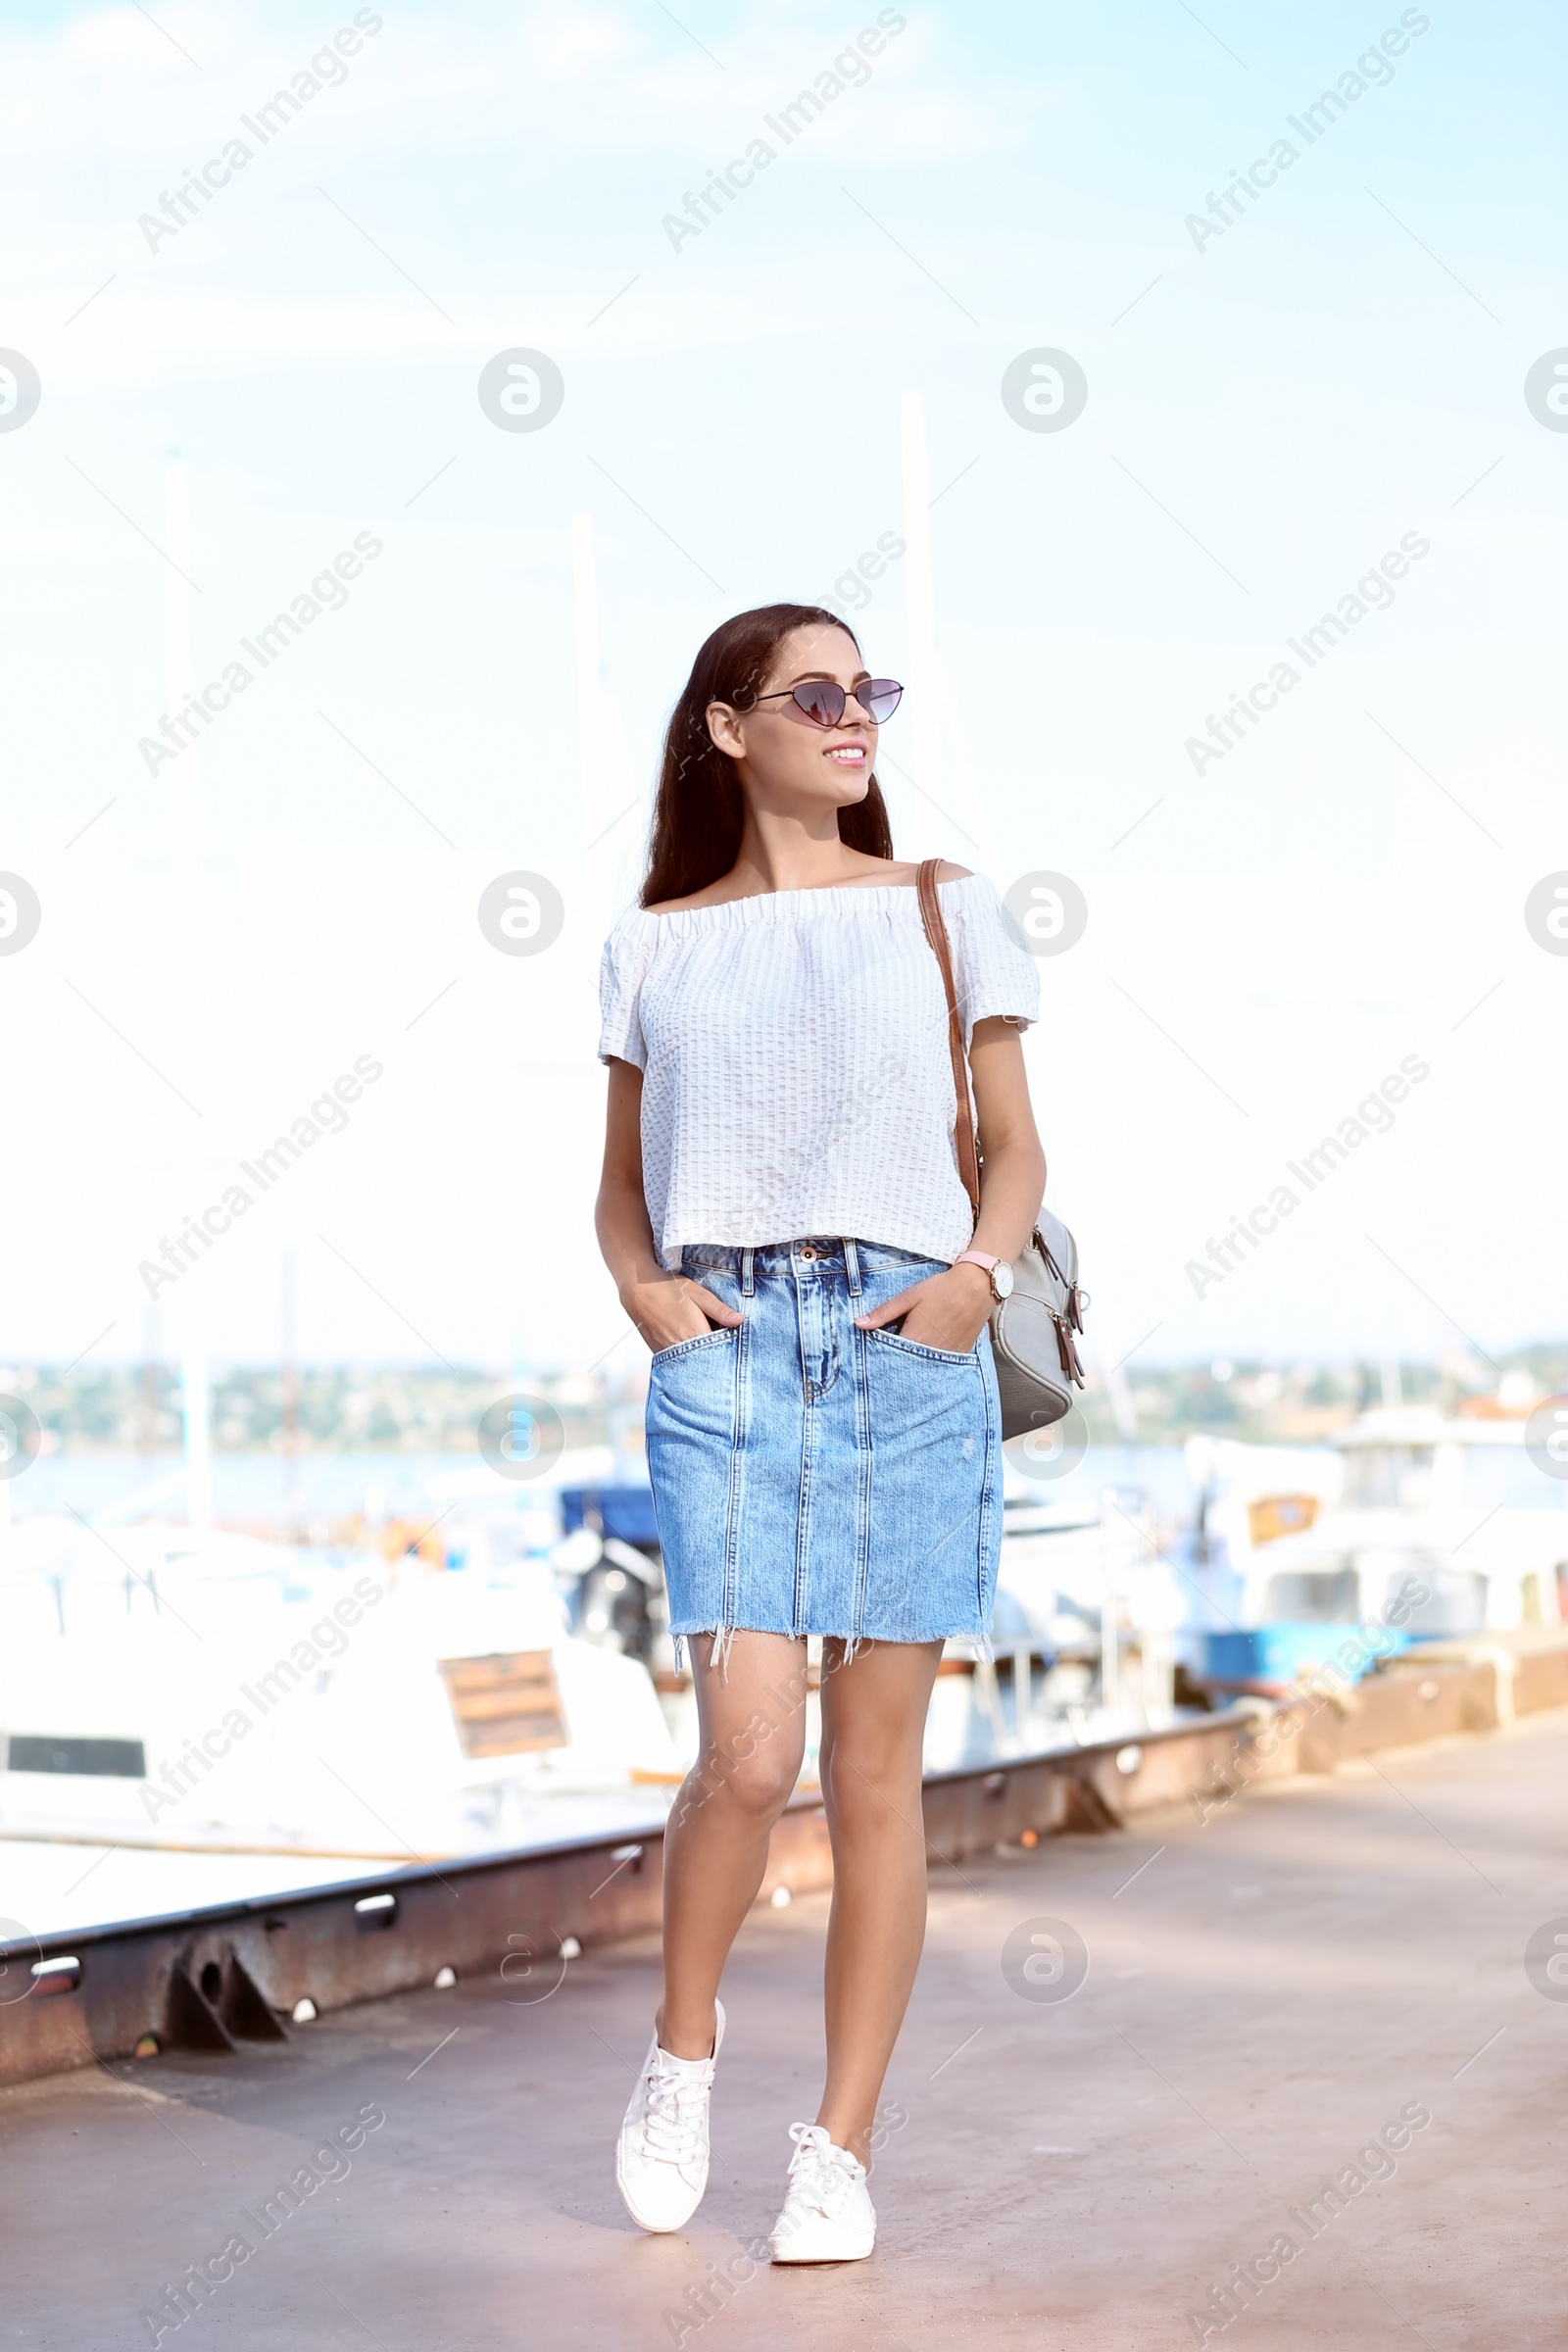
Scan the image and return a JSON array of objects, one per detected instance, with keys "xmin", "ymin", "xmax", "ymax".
[{"xmin": 706, "ymin": 700, "xmax": 746, "ymax": 760}]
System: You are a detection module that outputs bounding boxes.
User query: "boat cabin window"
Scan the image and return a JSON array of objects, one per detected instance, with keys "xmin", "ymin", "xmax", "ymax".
[
  {"xmin": 1396, "ymin": 1568, "xmax": 1488, "ymax": 1638},
  {"xmin": 1341, "ymin": 1446, "xmax": 1434, "ymax": 1510},
  {"xmin": 6, "ymin": 1735, "xmax": 147, "ymax": 1778},
  {"xmin": 1260, "ymin": 1568, "xmax": 1360, "ymax": 1623}
]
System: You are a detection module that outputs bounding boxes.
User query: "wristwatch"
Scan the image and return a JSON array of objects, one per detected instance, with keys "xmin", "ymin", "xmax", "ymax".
[{"xmin": 955, "ymin": 1250, "xmax": 1014, "ymax": 1301}]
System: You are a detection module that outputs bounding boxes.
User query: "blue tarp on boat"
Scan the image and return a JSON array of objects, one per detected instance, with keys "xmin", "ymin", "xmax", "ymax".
[{"xmin": 559, "ymin": 1485, "xmax": 661, "ymax": 1548}]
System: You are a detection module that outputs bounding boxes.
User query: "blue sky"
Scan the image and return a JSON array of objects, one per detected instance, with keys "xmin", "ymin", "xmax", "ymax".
[{"xmin": 1, "ymin": 0, "xmax": 1564, "ymax": 1376}]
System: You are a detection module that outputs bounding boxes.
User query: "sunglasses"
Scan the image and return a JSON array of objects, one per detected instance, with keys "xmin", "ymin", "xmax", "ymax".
[{"xmin": 748, "ymin": 676, "xmax": 904, "ymax": 728}]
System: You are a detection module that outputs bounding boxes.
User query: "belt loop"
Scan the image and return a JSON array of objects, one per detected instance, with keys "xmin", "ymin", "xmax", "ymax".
[
  {"xmin": 843, "ymin": 1237, "xmax": 862, "ymax": 1297},
  {"xmin": 741, "ymin": 1248, "xmax": 755, "ymax": 1298}
]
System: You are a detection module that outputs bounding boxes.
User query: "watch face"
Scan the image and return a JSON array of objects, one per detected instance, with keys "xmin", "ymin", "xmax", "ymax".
[{"xmin": 992, "ymin": 1261, "xmax": 1014, "ymax": 1299}]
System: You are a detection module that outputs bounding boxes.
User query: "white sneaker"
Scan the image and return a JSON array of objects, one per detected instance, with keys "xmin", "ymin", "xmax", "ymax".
[
  {"xmin": 768, "ymin": 2122, "xmax": 876, "ymax": 2262},
  {"xmin": 615, "ymin": 1999, "xmax": 725, "ymax": 2233}
]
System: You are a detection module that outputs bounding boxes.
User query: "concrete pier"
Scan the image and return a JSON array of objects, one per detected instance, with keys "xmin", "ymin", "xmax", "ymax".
[{"xmin": 8, "ymin": 1706, "xmax": 1563, "ymax": 2350}]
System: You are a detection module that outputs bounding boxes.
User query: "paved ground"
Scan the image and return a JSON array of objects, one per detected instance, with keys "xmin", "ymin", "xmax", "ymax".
[{"xmin": 7, "ymin": 1709, "xmax": 1566, "ymax": 2350}]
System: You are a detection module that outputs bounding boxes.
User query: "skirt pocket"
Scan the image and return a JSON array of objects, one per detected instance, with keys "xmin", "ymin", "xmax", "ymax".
[
  {"xmin": 865, "ymin": 1327, "xmax": 978, "ymax": 1367},
  {"xmin": 650, "ymin": 1326, "xmax": 737, "ymax": 1368},
  {"xmin": 647, "ymin": 1326, "xmax": 740, "ymax": 1445}
]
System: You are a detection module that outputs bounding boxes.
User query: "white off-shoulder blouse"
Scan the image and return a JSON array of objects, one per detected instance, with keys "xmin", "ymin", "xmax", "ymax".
[{"xmin": 597, "ymin": 873, "xmax": 1039, "ymax": 1271}]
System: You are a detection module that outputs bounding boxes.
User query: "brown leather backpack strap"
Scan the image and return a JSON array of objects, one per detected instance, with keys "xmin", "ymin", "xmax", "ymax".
[{"xmin": 915, "ymin": 858, "xmax": 981, "ymax": 1218}]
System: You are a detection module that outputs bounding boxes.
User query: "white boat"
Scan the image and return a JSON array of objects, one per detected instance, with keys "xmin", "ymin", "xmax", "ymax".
[
  {"xmin": 0, "ymin": 1500, "xmax": 685, "ymax": 1869},
  {"xmin": 1178, "ymin": 1405, "xmax": 1568, "ymax": 1688}
]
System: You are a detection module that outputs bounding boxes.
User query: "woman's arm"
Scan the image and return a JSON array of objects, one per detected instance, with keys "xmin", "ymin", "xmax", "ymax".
[
  {"xmin": 596, "ymin": 1058, "xmax": 743, "ymax": 1351},
  {"xmin": 963, "ymin": 1014, "xmax": 1050, "ymax": 1262},
  {"xmin": 853, "ymin": 1015, "xmax": 1048, "ymax": 1352}
]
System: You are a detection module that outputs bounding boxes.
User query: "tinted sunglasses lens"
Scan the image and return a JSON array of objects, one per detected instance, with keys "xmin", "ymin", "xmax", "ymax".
[
  {"xmin": 790, "ymin": 681, "xmax": 848, "ymax": 725},
  {"xmin": 859, "ymin": 678, "xmax": 903, "ymax": 723}
]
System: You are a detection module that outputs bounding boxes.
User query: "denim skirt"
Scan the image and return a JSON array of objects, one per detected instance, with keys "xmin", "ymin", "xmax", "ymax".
[{"xmin": 645, "ymin": 1238, "xmax": 1003, "ymax": 1655}]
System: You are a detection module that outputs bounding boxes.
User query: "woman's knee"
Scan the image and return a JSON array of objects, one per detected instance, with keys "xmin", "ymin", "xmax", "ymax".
[
  {"xmin": 820, "ymin": 1739, "xmax": 922, "ymax": 1827},
  {"xmin": 692, "ymin": 1722, "xmax": 803, "ymax": 1821}
]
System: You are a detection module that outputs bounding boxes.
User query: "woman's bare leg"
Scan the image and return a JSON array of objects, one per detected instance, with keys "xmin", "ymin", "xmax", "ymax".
[
  {"xmin": 814, "ymin": 1638, "xmax": 944, "ymax": 2164},
  {"xmin": 657, "ymin": 1630, "xmax": 809, "ymax": 2059}
]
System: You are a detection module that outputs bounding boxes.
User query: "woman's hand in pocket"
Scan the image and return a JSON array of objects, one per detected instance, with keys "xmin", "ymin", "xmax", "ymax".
[
  {"xmin": 622, "ymin": 1272, "xmax": 744, "ymax": 1355},
  {"xmin": 855, "ymin": 1262, "xmax": 992, "ymax": 1352}
]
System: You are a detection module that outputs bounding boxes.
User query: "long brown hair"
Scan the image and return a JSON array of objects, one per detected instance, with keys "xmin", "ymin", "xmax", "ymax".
[{"xmin": 639, "ymin": 604, "xmax": 894, "ymax": 907}]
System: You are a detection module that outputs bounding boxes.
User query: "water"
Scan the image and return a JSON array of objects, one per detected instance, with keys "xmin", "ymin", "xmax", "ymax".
[{"xmin": 1013, "ymin": 1444, "xmax": 1198, "ymax": 1521}]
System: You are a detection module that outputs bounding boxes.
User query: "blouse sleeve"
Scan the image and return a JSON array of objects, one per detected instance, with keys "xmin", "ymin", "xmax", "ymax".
[
  {"xmin": 947, "ymin": 875, "xmax": 1040, "ymax": 1043},
  {"xmin": 597, "ymin": 911, "xmax": 655, "ymax": 1068}
]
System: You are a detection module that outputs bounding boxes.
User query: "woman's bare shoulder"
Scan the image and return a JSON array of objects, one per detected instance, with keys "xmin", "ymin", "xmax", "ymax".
[
  {"xmin": 644, "ymin": 856, "xmax": 975, "ymax": 910},
  {"xmin": 641, "ymin": 880, "xmax": 749, "ymax": 914},
  {"xmin": 872, "ymin": 858, "xmax": 973, "ymax": 887}
]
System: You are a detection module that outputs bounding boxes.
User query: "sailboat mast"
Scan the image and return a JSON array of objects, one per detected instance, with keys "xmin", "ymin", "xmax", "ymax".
[{"xmin": 166, "ymin": 457, "xmax": 211, "ymax": 1531}]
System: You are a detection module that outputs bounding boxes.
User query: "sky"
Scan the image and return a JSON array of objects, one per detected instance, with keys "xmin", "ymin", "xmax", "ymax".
[{"xmin": 1, "ymin": 0, "xmax": 1564, "ymax": 1383}]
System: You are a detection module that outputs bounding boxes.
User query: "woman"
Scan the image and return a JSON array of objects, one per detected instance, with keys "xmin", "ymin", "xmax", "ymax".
[{"xmin": 595, "ymin": 603, "xmax": 1046, "ymax": 2261}]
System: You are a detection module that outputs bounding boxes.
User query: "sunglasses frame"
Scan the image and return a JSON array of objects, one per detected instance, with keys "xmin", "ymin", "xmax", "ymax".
[{"xmin": 745, "ymin": 676, "xmax": 904, "ymax": 727}]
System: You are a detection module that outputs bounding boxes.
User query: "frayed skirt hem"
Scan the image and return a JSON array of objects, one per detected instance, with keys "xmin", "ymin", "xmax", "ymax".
[{"xmin": 669, "ymin": 1623, "xmax": 994, "ymax": 1676}]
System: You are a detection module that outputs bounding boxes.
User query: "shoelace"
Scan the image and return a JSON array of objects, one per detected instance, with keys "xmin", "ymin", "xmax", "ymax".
[
  {"xmin": 639, "ymin": 2057, "xmax": 712, "ymax": 2164},
  {"xmin": 781, "ymin": 2123, "xmax": 860, "ymax": 2218}
]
